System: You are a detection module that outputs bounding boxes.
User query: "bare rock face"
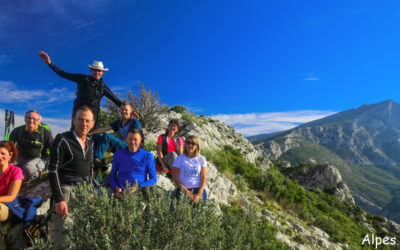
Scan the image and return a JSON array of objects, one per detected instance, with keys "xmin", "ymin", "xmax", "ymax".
[
  {"xmin": 145, "ymin": 111, "xmax": 267, "ymax": 167},
  {"xmin": 283, "ymin": 164, "xmax": 355, "ymax": 204}
]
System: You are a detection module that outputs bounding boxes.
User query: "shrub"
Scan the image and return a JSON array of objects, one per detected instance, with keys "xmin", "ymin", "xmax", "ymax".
[
  {"xmin": 169, "ymin": 105, "xmax": 186, "ymax": 114},
  {"xmin": 36, "ymin": 184, "xmax": 289, "ymax": 249}
]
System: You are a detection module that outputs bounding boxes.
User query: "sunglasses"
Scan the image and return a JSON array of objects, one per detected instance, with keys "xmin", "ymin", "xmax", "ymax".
[{"xmin": 186, "ymin": 141, "xmax": 197, "ymax": 146}]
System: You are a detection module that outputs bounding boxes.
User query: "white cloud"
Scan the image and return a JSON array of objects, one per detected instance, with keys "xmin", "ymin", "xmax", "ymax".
[
  {"xmin": 301, "ymin": 77, "xmax": 319, "ymax": 81},
  {"xmin": 0, "ymin": 81, "xmax": 74, "ymax": 104},
  {"xmin": 212, "ymin": 110, "xmax": 335, "ymax": 136},
  {"xmin": 0, "ymin": 109, "xmax": 70, "ymax": 140}
]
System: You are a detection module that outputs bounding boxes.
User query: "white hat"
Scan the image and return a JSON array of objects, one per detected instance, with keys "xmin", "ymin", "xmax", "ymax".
[{"xmin": 88, "ymin": 61, "xmax": 109, "ymax": 71}]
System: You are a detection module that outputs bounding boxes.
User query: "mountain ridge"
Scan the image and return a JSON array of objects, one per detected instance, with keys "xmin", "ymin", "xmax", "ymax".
[{"xmin": 252, "ymin": 99, "xmax": 400, "ymax": 223}]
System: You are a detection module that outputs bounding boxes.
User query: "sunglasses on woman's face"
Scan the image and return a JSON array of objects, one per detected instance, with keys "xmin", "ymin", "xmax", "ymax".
[{"xmin": 186, "ymin": 141, "xmax": 196, "ymax": 146}]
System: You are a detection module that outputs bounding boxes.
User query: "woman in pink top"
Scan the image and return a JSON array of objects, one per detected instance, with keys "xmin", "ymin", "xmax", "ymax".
[
  {"xmin": 156, "ymin": 119, "xmax": 184, "ymax": 174},
  {"xmin": 0, "ymin": 141, "xmax": 24, "ymax": 222}
]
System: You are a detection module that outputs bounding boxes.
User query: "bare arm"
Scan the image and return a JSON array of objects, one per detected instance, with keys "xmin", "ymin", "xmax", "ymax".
[
  {"xmin": 192, "ymin": 167, "xmax": 207, "ymax": 203},
  {"xmin": 157, "ymin": 143, "xmax": 167, "ymax": 171},
  {"xmin": 0, "ymin": 179, "xmax": 22, "ymax": 203},
  {"xmin": 91, "ymin": 125, "xmax": 113, "ymax": 135}
]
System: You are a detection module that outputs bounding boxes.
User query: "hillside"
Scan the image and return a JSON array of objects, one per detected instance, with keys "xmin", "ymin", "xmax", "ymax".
[
  {"xmin": 253, "ymin": 100, "xmax": 400, "ymax": 223},
  {"xmin": 3, "ymin": 107, "xmax": 400, "ymax": 249}
]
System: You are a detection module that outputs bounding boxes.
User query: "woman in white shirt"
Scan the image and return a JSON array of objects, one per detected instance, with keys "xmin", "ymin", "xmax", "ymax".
[{"xmin": 172, "ymin": 135, "xmax": 207, "ymax": 203}]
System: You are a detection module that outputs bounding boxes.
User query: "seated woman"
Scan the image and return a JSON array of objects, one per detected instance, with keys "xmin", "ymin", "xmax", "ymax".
[
  {"xmin": 109, "ymin": 129, "xmax": 157, "ymax": 197},
  {"xmin": 156, "ymin": 119, "xmax": 183, "ymax": 174},
  {"xmin": 0, "ymin": 141, "xmax": 24, "ymax": 222},
  {"xmin": 172, "ymin": 135, "xmax": 207, "ymax": 203}
]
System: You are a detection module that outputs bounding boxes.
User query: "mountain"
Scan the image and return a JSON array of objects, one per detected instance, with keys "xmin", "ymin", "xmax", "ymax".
[{"xmin": 253, "ymin": 100, "xmax": 400, "ymax": 222}]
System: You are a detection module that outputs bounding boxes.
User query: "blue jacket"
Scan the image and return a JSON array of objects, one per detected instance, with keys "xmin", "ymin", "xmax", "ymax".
[
  {"xmin": 110, "ymin": 148, "xmax": 156, "ymax": 190},
  {"xmin": 5, "ymin": 195, "xmax": 42, "ymax": 227}
]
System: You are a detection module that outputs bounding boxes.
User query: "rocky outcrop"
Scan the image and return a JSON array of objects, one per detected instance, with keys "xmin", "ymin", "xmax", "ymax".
[
  {"xmin": 145, "ymin": 111, "xmax": 266, "ymax": 166},
  {"xmin": 282, "ymin": 164, "xmax": 355, "ymax": 204}
]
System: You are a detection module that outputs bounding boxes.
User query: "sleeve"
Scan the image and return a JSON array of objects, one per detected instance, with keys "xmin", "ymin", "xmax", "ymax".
[
  {"xmin": 8, "ymin": 127, "xmax": 19, "ymax": 144},
  {"xmin": 157, "ymin": 135, "xmax": 163, "ymax": 144},
  {"xmin": 173, "ymin": 155, "xmax": 182, "ymax": 169},
  {"xmin": 178, "ymin": 137, "xmax": 183, "ymax": 147},
  {"xmin": 200, "ymin": 155, "xmax": 207, "ymax": 167},
  {"xmin": 42, "ymin": 129, "xmax": 54, "ymax": 159},
  {"xmin": 133, "ymin": 119, "xmax": 140, "ymax": 130},
  {"xmin": 48, "ymin": 135, "xmax": 66, "ymax": 203},
  {"xmin": 109, "ymin": 151, "xmax": 121, "ymax": 190},
  {"xmin": 103, "ymin": 84, "xmax": 123, "ymax": 107},
  {"xmin": 141, "ymin": 152, "xmax": 157, "ymax": 187},
  {"xmin": 110, "ymin": 119, "xmax": 120, "ymax": 132},
  {"xmin": 48, "ymin": 63, "xmax": 85, "ymax": 82},
  {"xmin": 11, "ymin": 166, "xmax": 25, "ymax": 181}
]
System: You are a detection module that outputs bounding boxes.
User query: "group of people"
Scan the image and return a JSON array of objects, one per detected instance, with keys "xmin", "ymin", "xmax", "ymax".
[{"xmin": 0, "ymin": 52, "xmax": 208, "ymax": 246}]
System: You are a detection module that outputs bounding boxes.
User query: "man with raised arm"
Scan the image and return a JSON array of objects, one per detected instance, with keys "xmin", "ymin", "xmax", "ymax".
[
  {"xmin": 9, "ymin": 110, "xmax": 53, "ymax": 181},
  {"xmin": 38, "ymin": 51, "xmax": 122, "ymax": 128},
  {"xmin": 47, "ymin": 106, "xmax": 96, "ymax": 248}
]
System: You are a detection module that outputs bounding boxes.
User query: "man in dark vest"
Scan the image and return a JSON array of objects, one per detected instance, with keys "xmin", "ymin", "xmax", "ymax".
[
  {"xmin": 38, "ymin": 51, "xmax": 122, "ymax": 129},
  {"xmin": 9, "ymin": 110, "xmax": 53, "ymax": 180}
]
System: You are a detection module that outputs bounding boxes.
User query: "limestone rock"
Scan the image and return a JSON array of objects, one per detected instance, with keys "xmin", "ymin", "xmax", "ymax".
[{"xmin": 284, "ymin": 164, "xmax": 355, "ymax": 204}]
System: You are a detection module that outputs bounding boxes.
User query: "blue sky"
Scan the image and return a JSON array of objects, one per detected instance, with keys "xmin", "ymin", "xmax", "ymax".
[{"xmin": 1, "ymin": 0, "xmax": 400, "ymax": 136}]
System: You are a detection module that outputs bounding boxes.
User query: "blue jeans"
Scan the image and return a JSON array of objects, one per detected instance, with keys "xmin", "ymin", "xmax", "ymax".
[{"xmin": 92, "ymin": 133, "xmax": 127, "ymax": 160}]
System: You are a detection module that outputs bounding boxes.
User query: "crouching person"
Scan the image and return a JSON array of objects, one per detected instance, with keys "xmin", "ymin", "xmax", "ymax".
[
  {"xmin": 109, "ymin": 129, "xmax": 156, "ymax": 198},
  {"xmin": 156, "ymin": 119, "xmax": 183, "ymax": 174},
  {"xmin": 47, "ymin": 106, "xmax": 96, "ymax": 248},
  {"xmin": 172, "ymin": 135, "xmax": 207, "ymax": 203},
  {"xmin": 0, "ymin": 141, "xmax": 43, "ymax": 244},
  {"xmin": 0, "ymin": 141, "xmax": 24, "ymax": 222},
  {"xmin": 9, "ymin": 110, "xmax": 53, "ymax": 181}
]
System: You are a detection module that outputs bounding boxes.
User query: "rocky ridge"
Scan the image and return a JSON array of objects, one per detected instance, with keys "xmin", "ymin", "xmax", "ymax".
[{"xmin": 254, "ymin": 100, "xmax": 400, "ymax": 222}]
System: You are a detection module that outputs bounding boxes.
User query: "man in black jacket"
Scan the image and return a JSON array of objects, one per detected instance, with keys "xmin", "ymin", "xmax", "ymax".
[
  {"xmin": 9, "ymin": 110, "xmax": 53, "ymax": 180},
  {"xmin": 47, "ymin": 106, "xmax": 96, "ymax": 247},
  {"xmin": 38, "ymin": 51, "xmax": 122, "ymax": 129}
]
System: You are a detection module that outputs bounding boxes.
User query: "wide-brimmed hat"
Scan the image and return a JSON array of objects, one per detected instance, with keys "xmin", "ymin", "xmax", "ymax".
[{"xmin": 88, "ymin": 61, "xmax": 109, "ymax": 71}]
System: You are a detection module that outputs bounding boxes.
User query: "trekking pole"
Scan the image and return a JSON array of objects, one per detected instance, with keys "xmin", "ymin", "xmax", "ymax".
[{"xmin": 4, "ymin": 109, "xmax": 15, "ymax": 141}]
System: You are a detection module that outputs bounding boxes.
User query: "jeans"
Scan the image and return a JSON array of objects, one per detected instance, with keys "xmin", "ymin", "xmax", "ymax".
[{"xmin": 92, "ymin": 133, "xmax": 127, "ymax": 160}]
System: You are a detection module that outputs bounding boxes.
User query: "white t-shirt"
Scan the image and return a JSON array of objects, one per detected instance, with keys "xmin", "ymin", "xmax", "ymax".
[{"xmin": 173, "ymin": 154, "xmax": 207, "ymax": 189}]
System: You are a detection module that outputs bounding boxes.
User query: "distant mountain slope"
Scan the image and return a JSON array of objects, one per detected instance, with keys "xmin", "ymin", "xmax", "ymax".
[{"xmin": 253, "ymin": 100, "xmax": 400, "ymax": 222}]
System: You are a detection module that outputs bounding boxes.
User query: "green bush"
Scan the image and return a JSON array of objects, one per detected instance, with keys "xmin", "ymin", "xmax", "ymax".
[
  {"xmin": 36, "ymin": 184, "xmax": 289, "ymax": 249},
  {"xmin": 169, "ymin": 105, "xmax": 187, "ymax": 114}
]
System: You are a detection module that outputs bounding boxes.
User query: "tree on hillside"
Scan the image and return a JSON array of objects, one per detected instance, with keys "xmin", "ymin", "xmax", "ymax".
[{"xmin": 99, "ymin": 82, "xmax": 168, "ymax": 133}]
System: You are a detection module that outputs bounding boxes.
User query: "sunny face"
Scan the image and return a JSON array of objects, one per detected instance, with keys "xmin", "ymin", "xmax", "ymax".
[
  {"xmin": 0, "ymin": 147, "xmax": 12, "ymax": 167},
  {"xmin": 168, "ymin": 123, "xmax": 178, "ymax": 135},
  {"xmin": 90, "ymin": 68, "xmax": 105, "ymax": 80},
  {"xmin": 185, "ymin": 139, "xmax": 197, "ymax": 156},
  {"xmin": 73, "ymin": 109, "xmax": 95, "ymax": 137},
  {"xmin": 126, "ymin": 132, "xmax": 142, "ymax": 152},
  {"xmin": 25, "ymin": 112, "xmax": 41, "ymax": 132},
  {"xmin": 120, "ymin": 104, "xmax": 132, "ymax": 120}
]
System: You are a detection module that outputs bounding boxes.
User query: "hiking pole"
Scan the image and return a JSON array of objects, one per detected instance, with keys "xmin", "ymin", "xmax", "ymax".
[{"xmin": 4, "ymin": 109, "xmax": 15, "ymax": 141}]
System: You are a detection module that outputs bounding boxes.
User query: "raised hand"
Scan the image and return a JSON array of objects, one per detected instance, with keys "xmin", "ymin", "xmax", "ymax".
[{"xmin": 38, "ymin": 51, "xmax": 51, "ymax": 64}]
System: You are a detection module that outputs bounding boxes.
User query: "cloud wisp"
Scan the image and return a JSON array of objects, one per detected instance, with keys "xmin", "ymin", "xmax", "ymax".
[
  {"xmin": 0, "ymin": 81, "xmax": 74, "ymax": 104},
  {"xmin": 0, "ymin": 109, "xmax": 70, "ymax": 140},
  {"xmin": 301, "ymin": 77, "xmax": 319, "ymax": 81},
  {"xmin": 212, "ymin": 110, "xmax": 336, "ymax": 136}
]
